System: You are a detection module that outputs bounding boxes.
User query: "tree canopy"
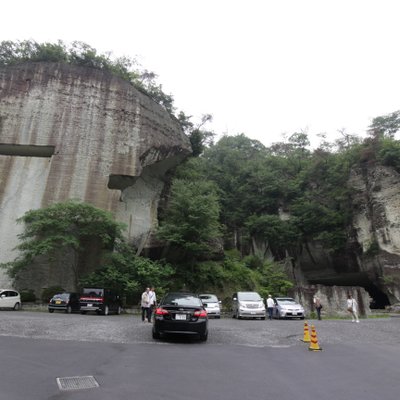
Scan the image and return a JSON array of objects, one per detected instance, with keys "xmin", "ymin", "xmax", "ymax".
[{"xmin": 2, "ymin": 201, "xmax": 124, "ymax": 282}]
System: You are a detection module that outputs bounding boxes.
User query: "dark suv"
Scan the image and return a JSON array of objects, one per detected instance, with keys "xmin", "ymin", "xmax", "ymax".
[{"xmin": 79, "ymin": 288, "xmax": 122, "ymax": 315}]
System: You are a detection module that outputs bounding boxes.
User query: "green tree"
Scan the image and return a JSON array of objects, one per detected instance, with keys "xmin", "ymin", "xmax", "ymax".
[
  {"xmin": 246, "ymin": 214, "xmax": 301, "ymax": 256},
  {"xmin": 79, "ymin": 240, "xmax": 174, "ymax": 302},
  {"xmin": 256, "ymin": 261, "xmax": 294, "ymax": 298},
  {"xmin": 377, "ymin": 137, "xmax": 400, "ymax": 172},
  {"xmin": 158, "ymin": 179, "xmax": 222, "ymax": 261},
  {"xmin": 2, "ymin": 201, "xmax": 125, "ymax": 287},
  {"xmin": 368, "ymin": 110, "xmax": 400, "ymax": 139},
  {"xmin": 203, "ymin": 134, "xmax": 267, "ymax": 239}
]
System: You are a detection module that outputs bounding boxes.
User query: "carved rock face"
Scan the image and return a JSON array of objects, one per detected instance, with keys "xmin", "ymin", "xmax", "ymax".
[
  {"xmin": 295, "ymin": 165, "xmax": 400, "ymax": 304},
  {"xmin": 0, "ymin": 62, "xmax": 191, "ymax": 287}
]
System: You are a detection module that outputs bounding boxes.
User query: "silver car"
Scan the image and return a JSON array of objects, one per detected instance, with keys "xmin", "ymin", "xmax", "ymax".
[
  {"xmin": 273, "ymin": 297, "xmax": 305, "ymax": 319},
  {"xmin": 232, "ymin": 291, "xmax": 266, "ymax": 320},
  {"xmin": 199, "ymin": 294, "xmax": 221, "ymax": 318}
]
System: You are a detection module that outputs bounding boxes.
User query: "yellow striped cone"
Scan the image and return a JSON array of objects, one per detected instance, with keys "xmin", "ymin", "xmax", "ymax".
[
  {"xmin": 301, "ymin": 321, "xmax": 311, "ymax": 342},
  {"xmin": 308, "ymin": 325, "xmax": 322, "ymax": 351}
]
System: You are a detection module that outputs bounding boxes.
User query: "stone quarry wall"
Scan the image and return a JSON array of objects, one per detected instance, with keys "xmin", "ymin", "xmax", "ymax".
[
  {"xmin": 293, "ymin": 165, "xmax": 400, "ymax": 304},
  {"xmin": 290, "ymin": 285, "xmax": 372, "ymax": 317},
  {"xmin": 0, "ymin": 62, "xmax": 191, "ymax": 290},
  {"xmin": 251, "ymin": 165, "xmax": 400, "ymax": 305}
]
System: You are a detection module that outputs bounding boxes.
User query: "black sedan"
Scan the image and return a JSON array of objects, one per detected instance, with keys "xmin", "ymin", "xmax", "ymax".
[
  {"xmin": 152, "ymin": 292, "xmax": 208, "ymax": 341},
  {"xmin": 48, "ymin": 292, "xmax": 80, "ymax": 314}
]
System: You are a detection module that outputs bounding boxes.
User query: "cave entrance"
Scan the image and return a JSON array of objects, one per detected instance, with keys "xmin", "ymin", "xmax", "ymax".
[{"xmin": 365, "ymin": 284, "xmax": 390, "ymax": 309}]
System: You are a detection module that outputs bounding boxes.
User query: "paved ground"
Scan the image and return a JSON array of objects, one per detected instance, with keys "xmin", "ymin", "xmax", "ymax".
[
  {"xmin": 1, "ymin": 310, "xmax": 400, "ymax": 347},
  {"xmin": 1, "ymin": 311, "xmax": 400, "ymax": 400}
]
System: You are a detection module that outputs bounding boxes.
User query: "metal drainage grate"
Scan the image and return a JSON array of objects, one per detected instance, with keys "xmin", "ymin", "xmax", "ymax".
[{"xmin": 56, "ymin": 376, "xmax": 99, "ymax": 391}]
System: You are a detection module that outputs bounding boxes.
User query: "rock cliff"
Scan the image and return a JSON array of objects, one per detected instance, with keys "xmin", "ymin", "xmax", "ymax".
[
  {"xmin": 0, "ymin": 62, "xmax": 191, "ymax": 288},
  {"xmin": 290, "ymin": 164, "xmax": 400, "ymax": 306}
]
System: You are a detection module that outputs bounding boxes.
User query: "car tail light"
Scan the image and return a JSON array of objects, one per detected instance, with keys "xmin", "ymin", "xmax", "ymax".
[
  {"xmin": 80, "ymin": 296, "xmax": 103, "ymax": 302},
  {"xmin": 194, "ymin": 310, "xmax": 207, "ymax": 318},
  {"xmin": 155, "ymin": 307, "xmax": 169, "ymax": 315}
]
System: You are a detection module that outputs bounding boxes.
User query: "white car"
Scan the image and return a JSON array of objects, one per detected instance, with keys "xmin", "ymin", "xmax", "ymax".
[
  {"xmin": 273, "ymin": 297, "xmax": 304, "ymax": 319},
  {"xmin": 0, "ymin": 289, "xmax": 21, "ymax": 310},
  {"xmin": 199, "ymin": 294, "xmax": 221, "ymax": 318},
  {"xmin": 232, "ymin": 291, "xmax": 266, "ymax": 320}
]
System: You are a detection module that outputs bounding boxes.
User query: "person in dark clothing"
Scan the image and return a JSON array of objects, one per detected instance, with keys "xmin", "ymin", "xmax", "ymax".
[{"xmin": 313, "ymin": 296, "xmax": 323, "ymax": 320}]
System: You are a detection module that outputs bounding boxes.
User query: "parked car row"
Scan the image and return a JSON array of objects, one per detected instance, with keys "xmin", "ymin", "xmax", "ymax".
[
  {"xmin": 1, "ymin": 287, "xmax": 304, "ymax": 343},
  {"xmin": 48, "ymin": 288, "xmax": 122, "ymax": 315},
  {"xmin": 232, "ymin": 292, "xmax": 305, "ymax": 320},
  {"xmin": 151, "ymin": 291, "xmax": 306, "ymax": 343}
]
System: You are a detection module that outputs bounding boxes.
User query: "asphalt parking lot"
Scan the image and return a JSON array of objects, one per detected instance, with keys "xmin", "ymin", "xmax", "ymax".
[
  {"xmin": 1, "ymin": 311, "xmax": 400, "ymax": 400},
  {"xmin": 1, "ymin": 310, "xmax": 400, "ymax": 347}
]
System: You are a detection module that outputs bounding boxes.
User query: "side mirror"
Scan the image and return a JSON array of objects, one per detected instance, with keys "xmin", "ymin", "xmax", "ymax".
[
  {"xmin": 1, "ymin": 294, "xmax": 5, "ymax": 298},
  {"xmin": 233, "ymin": 297, "xmax": 237, "ymax": 301}
]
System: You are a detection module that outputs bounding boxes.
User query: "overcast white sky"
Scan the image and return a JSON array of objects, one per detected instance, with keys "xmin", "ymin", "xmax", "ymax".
[{"xmin": 2, "ymin": 0, "xmax": 400, "ymax": 147}]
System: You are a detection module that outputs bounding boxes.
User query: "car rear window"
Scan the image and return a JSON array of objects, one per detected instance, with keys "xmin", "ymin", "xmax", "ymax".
[
  {"xmin": 162, "ymin": 294, "xmax": 203, "ymax": 307},
  {"xmin": 52, "ymin": 293, "xmax": 69, "ymax": 300},
  {"xmin": 200, "ymin": 295, "xmax": 218, "ymax": 302},
  {"xmin": 83, "ymin": 289, "xmax": 104, "ymax": 297}
]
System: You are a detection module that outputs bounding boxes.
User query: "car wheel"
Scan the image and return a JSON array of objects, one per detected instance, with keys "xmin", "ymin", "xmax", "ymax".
[
  {"xmin": 65, "ymin": 306, "xmax": 72, "ymax": 314},
  {"xmin": 48, "ymin": 309, "xmax": 54, "ymax": 313},
  {"xmin": 261, "ymin": 317, "xmax": 266, "ymax": 320},
  {"xmin": 80, "ymin": 311, "xmax": 87, "ymax": 314},
  {"xmin": 103, "ymin": 305, "xmax": 109, "ymax": 316},
  {"xmin": 116, "ymin": 306, "xmax": 122, "ymax": 315},
  {"xmin": 152, "ymin": 329, "xmax": 160, "ymax": 339},
  {"xmin": 13, "ymin": 302, "xmax": 21, "ymax": 311},
  {"xmin": 216, "ymin": 315, "xmax": 221, "ymax": 319},
  {"xmin": 199, "ymin": 332, "xmax": 208, "ymax": 342}
]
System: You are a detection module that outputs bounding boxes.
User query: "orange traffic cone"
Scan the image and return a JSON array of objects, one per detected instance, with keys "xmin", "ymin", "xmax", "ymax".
[
  {"xmin": 301, "ymin": 321, "xmax": 311, "ymax": 342},
  {"xmin": 308, "ymin": 325, "xmax": 322, "ymax": 351}
]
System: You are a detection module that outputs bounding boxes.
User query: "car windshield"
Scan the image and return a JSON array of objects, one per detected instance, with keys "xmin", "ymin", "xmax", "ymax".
[
  {"xmin": 162, "ymin": 293, "xmax": 202, "ymax": 307},
  {"xmin": 277, "ymin": 298, "xmax": 297, "ymax": 305},
  {"xmin": 238, "ymin": 292, "xmax": 261, "ymax": 301},
  {"xmin": 52, "ymin": 293, "xmax": 69, "ymax": 300},
  {"xmin": 83, "ymin": 289, "xmax": 104, "ymax": 297},
  {"xmin": 200, "ymin": 295, "xmax": 218, "ymax": 302}
]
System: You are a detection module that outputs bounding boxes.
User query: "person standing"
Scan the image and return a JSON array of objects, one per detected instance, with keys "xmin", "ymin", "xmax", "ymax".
[
  {"xmin": 347, "ymin": 293, "xmax": 359, "ymax": 323},
  {"xmin": 313, "ymin": 296, "xmax": 323, "ymax": 320},
  {"xmin": 141, "ymin": 287, "xmax": 151, "ymax": 322},
  {"xmin": 148, "ymin": 286, "xmax": 157, "ymax": 321},
  {"xmin": 266, "ymin": 295, "xmax": 274, "ymax": 320}
]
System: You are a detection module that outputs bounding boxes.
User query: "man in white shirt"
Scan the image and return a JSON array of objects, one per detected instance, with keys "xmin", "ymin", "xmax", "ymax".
[
  {"xmin": 149, "ymin": 287, "xmax": 157, "ymax": 320},
  {"xmin": 266, "ymin": 295, "xmax": 274, "ymax": 320},
  {"xmin": 141, "ymin": 288, "xmax": 151, "ymax": 322}
]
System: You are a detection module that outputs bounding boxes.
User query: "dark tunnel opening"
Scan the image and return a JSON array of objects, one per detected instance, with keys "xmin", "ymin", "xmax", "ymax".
[{"xmin": 365, "ymin": 284, "xmax": 391, "ymax": 309}]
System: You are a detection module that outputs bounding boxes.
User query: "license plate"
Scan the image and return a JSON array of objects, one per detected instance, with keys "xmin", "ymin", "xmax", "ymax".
[
  {"xmin": 250, "ymin": 311, "xmax": 256, "ymax": 314},
  {"xmin": 175, "ymin": 314, "xmax": 186, "ymax": 320},
  {"xmin": 55, "ymin": 300, "xmax": 61, "ymax": 304},
  {"xmin": 87, "ymin": 303, "xmax": 92, "ymax": 307}
]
